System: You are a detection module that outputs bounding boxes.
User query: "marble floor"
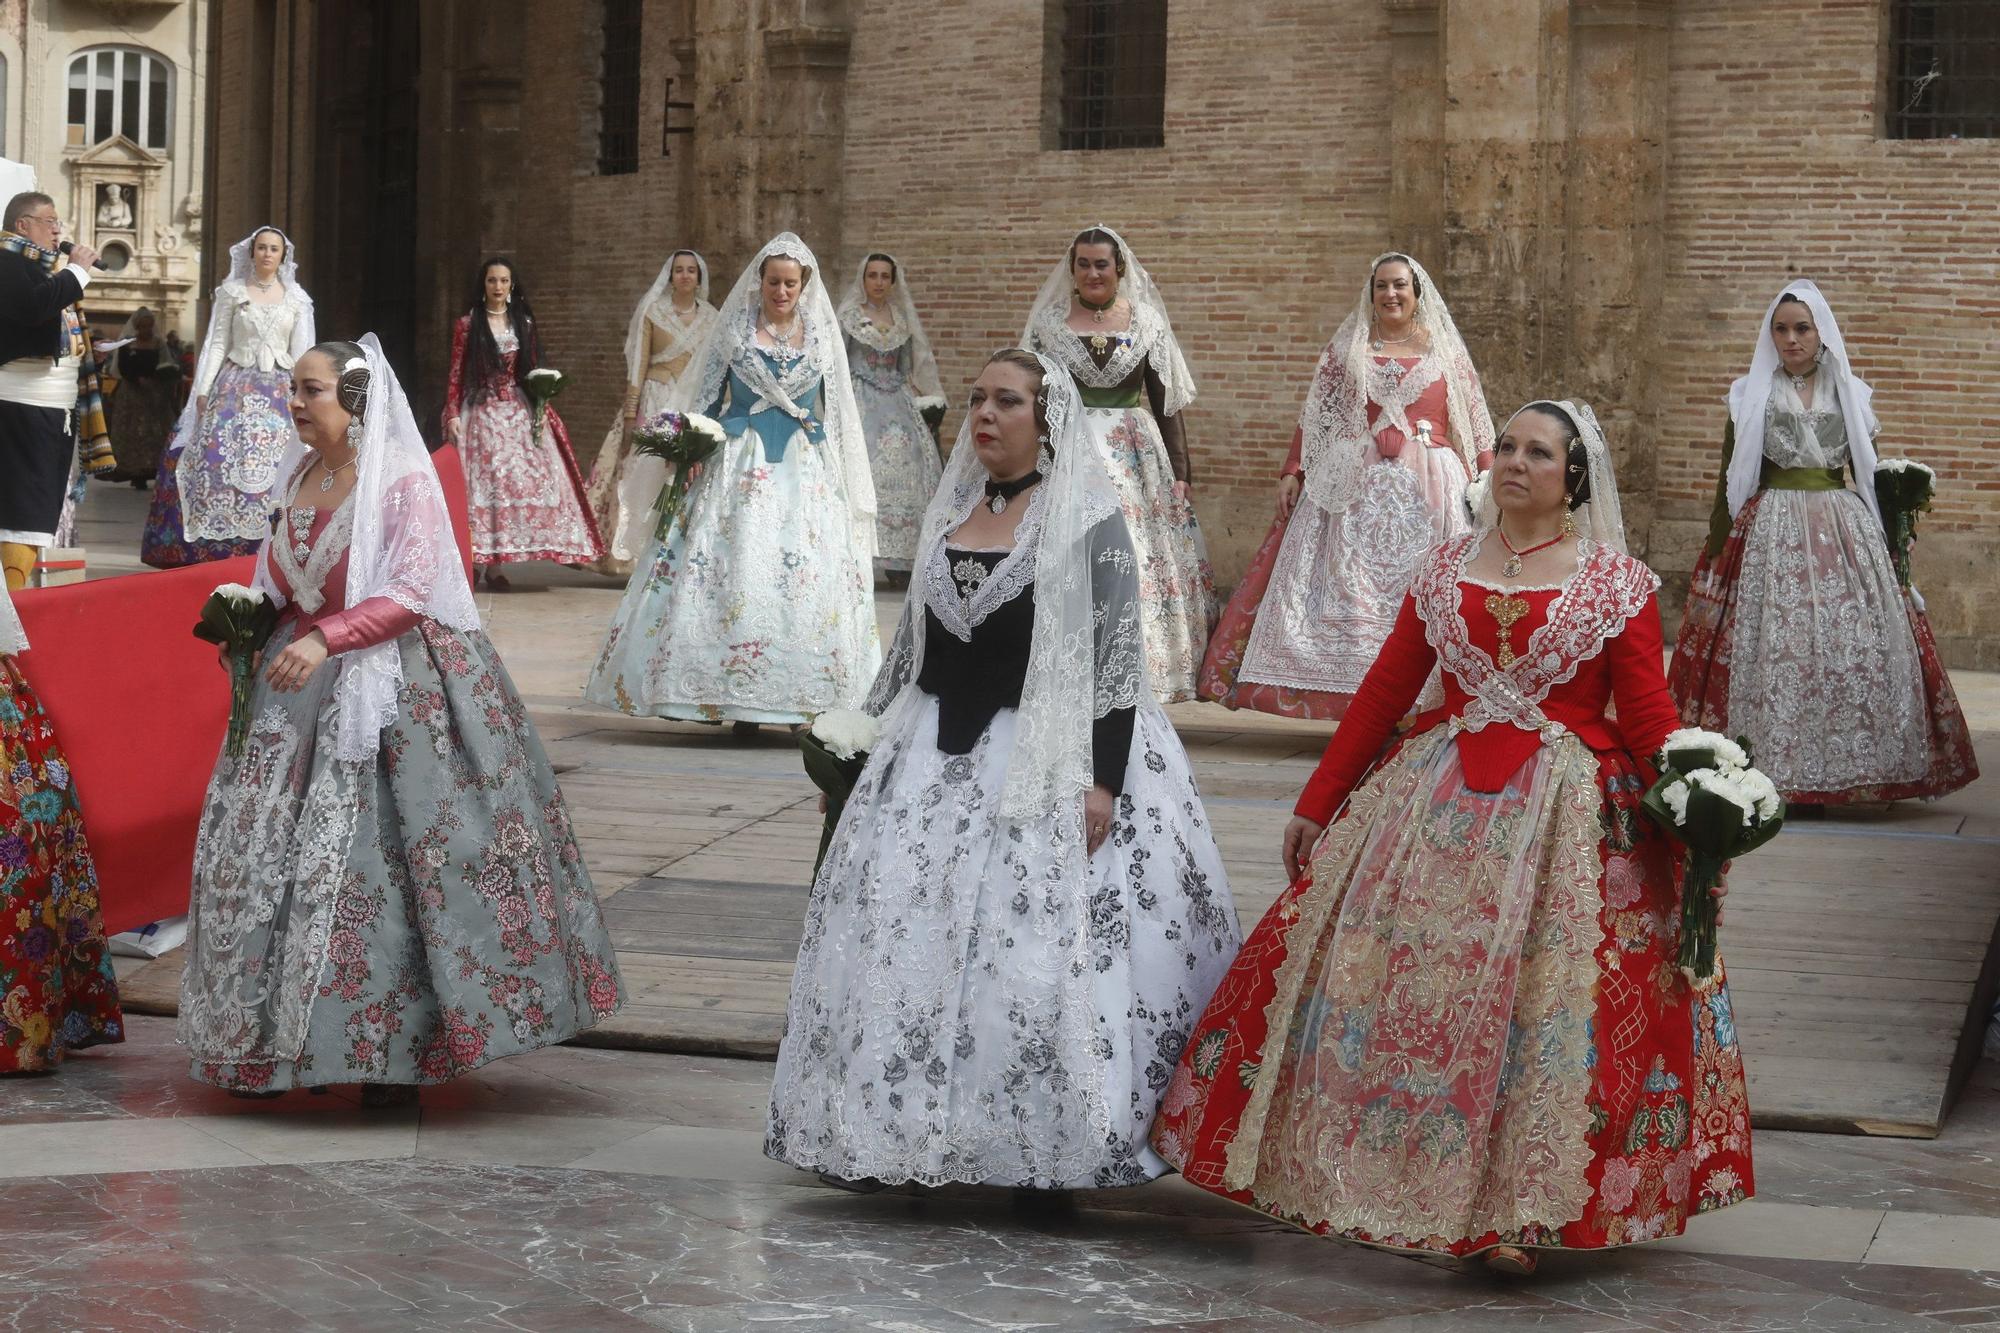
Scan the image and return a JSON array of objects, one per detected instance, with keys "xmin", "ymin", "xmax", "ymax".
[{"xmin": 7, "ymin": 1016, "xmax": 2000, "ymax": 1331}]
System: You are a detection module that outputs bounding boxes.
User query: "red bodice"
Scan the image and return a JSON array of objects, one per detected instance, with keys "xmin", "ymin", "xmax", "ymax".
[{"xmin": 1296, "ymin": 541, "xmax": 1682, "ymax": 824}]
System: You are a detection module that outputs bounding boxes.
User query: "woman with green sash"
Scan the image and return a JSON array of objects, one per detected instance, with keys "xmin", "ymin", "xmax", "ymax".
[
  {"xmin": 1022, "ymin": 226, "xmax": 1213, "ymax": 702},
  {"xmin": 1668, "ymin": 281, "xmax": 1976, "ymax": 805}
]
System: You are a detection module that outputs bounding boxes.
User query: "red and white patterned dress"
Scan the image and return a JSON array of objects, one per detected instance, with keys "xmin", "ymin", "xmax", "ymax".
[
  {"xmin": 443, "ymin": 315, "xmax": 603, "ymax": 569},
  {"xmin": 1154, "ymin": 533, "xmax": 1755, "ymax": 1256}
]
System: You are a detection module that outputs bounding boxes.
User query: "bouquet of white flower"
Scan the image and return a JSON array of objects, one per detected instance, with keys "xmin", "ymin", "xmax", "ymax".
[
  {"xmin": 631, "ymin": 410, "xmax": 729, "ymax": 540},
  {"xmin": 1874, "ymin": 458, "xmax": 1936, "ymax": 590},
  {"xmin": 192, "ymin": 582, "xmax": 280, "ymax": 758},
  {"xmin": 522, "ymin": 368, "xmax": 567, "ymax": 451},
  {"xmin": 799, "ymin": 708, "xmax": 881, "ymax": 876},
  {"xmin": 1641, "ymin": 728, "xmax": 1786, "ymax": 979}
]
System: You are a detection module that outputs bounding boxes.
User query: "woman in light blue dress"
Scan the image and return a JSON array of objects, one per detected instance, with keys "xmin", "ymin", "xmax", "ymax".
[{"xmin": 589, "ymin": 233, "xmax": 881, "ymax": 732}]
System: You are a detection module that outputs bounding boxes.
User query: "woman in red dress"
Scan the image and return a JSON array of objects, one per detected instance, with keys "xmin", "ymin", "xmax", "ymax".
[
  {"xmin": 442, "ymin": 257, "xmax": 603, "ymax": 589},
  {"xmin": 0, "ymin": 584, "xmax": 123, "ymax": 1074},
  {"xmin": 1153, "ymin": 400, "xmax": 1754, "ymax": 1274}
]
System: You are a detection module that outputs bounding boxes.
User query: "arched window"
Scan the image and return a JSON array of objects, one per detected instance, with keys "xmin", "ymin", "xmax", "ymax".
[{"xmin": 66, "ymin": 47, "xmax": 172, "ymax": 151}]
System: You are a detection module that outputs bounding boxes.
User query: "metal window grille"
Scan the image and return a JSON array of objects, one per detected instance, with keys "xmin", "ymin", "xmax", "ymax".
[
  {"xmin": 597, "ymin": 0, "xmax": 643, "ymax": 175},
  {"xmin": 1057, "ymin": 0, "xmax": 1167, "ymax": 151},
  {"xmin": 661, "ymin": 76, "xmax": 693, "ymax": 156},
  {"xmin": 65, "ymin": 48, "xmax": 171, "ymax": 151},
  {"xmin": 1888, "ymin": 0, "xmax": 2000, "ymax": 140}
]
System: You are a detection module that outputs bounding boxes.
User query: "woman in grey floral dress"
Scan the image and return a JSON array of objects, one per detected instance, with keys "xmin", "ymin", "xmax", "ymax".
[
  {"xmin": 766, "ymin": 349, "xmax": 1239, "ymax": 1192},
  {"xmin": 178, "ymin": 335, "xmax": 621, "ymax": 1104}
]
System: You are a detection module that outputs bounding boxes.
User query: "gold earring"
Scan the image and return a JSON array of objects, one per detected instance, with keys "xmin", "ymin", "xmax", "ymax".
[{"xmin": 1560, "ymin": 506, "xmax": 1579, "ymax": 538}]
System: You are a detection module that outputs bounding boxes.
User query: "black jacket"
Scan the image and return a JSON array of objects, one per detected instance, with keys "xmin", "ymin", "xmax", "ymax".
[{"xmin": 0, "ymin": 248, "xmax": 85, "ymax": 366}]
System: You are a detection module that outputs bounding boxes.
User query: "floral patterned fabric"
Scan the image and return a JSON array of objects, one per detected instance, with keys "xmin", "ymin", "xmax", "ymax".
[
  {"xmin": 766, "ymin": 695, "xmax": 1240, "ymax": 1188},
  {"xmin": 1669, "ymin": 402, "xmax": 1977, "ymax": 804},
  {"xmin": 445, "ymin": 317, "xmax": 603, "ymax": 568},
  {"xmin": 1, "ymin": 656, "xmax": 122, "ymax": 1073},
  {"xmin": 140, "ymin": 364, "xmax": 292, "ymax": 568},
  {"xmin": 1154, "ymin": 539, "xmax": 1754, "ymax": 1255},
  {"xmin": 585, "ymin": 355, "xmax": 881, "ymax": 726},
  {"xmin": 178, "ymin": 613, "xmax": 622, "ymax": 1091},
  {"xmin": 847, "ymin": 337, "xmax": 941, "ymax": 573}
]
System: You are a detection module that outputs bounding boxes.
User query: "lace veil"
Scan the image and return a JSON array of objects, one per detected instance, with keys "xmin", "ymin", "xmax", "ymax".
[
  {"xmin": 837, "ymin": 253, "xmax": 946, "ymax": 410},
  {"xmin": 168, "ymin": 225, "xmax": 316, "ymax": 461},
  {"xmin": 617, "ymin": 232, "xmax": 876, "ymax": 574},
  {"xmin": 620, "ymin": 249, "xmax": 712, "ymax": 385},
  {"xmin": 1018, "ymin": 225, "xmax": 1196, "ymax": 416},
  {"xmin": 1299, "ymin": 252, "xmax": 1492, "ymax": 518},
  {"xmin": 253, "ymin": 334, "xmax": 479, "ymax": 762},
  {"xmin": 0, "ymin": 582, "xmax": 24, "ymax": 655},
  {"xmin": 1478, "ymin": 399, "xmax": 1629, "ymax": 553},
  {"xmin": 1726, "ymin": 279, "xmax": 1881, "ymax": 527},
  {"xmin": 866, "ymin": 350, "xmax": 1146, "ymax": 821}
]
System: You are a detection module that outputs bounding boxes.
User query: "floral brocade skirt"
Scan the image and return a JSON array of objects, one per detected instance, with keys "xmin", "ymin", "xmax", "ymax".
[
  {"xmin": 1086, "ymin": 406, "xmax": 1213, "ymax": 704},
  {"xmin": 178, "ymin": 618, "xmax": 623, "ymax": 1091},
  {"xmin": 141, "ymin": 364, "xmax": 293, "ymax": 568},
  {"xmin": 1202, "ymin": 449, "xmax": 1465, "ymax": 721},
  {"xmin": 461, "ymin": 393, "xmax": 604, "ymax": 567},
  {"xmin": 1152, "ymin": 726, "xmax": 1754, "ymax": 1254},
  {"xmin": 766, "ymin": 697, "xmax": 1241, "ymax": 1188},
  {"xmin": 1668, "ymin": 488, "xmax": 1977, "ymax": 804},
  {"xmin": 853, "ymin": 376, "xmax": 941, "ymax": 573},
  {"xmin": 0, "ymin": 657, "xmax": 123, "ymax": 1073}
]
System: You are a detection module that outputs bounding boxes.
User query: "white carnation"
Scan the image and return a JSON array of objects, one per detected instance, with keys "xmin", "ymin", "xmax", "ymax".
[
  {"xmin": 1661, "ymin": 778, "xmax": 1691, "ymax": 824},
  {"xmin": 1734, "ymin": 767, "xmax": 1783, "ymax": 822},
  {"xmin": 1463, "ymin": 472, "xmax": 1491, "ymax": 520},
  {"xmin": 810, "ymin": 708, "xmax": 880, "ymax": 761},
  {"xmin": 1661, "ymin": 728, "xmax": 1747, "ymax": 772},
  {"xmin": 212, "ymin": 582, "xmax": 265, "ymax": 605},
  {"xmin": 685, "ymin": 412, "xmax": 726, "ymax": 443},
  {"xmin": 1692, "ymin": 769, "xmax": 1755, "ymax": 826},
  {"xmin": 1876, "ymin": 458, "xmax": 1934, "ymax": 481},
  {"xmin": 524, "ymin": 368, "xmax": 562, "ymax": 383}
]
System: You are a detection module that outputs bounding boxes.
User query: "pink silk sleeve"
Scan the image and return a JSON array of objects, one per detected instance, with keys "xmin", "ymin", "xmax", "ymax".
[{"xmin": 316, "ymin": 597, "xmax": 422, "ymax": 656}]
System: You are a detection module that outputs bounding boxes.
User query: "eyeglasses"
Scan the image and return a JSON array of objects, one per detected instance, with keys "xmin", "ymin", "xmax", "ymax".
[{"xmin": 21, "ymin": 214, "xmax": 59, "ymax": 229}]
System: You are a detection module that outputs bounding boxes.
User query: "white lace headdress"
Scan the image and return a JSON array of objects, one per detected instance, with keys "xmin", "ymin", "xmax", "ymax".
[
  {"xmin": 867, "ymin": 350, "xmax": 1147, "ymax": 820},
  {"xmin": 0, "ymin": 581, "xmax": 25, "ymax": 655},
  {"xmin": 1726, "ymin": 279, "xmax": 1881, "ymax": 527},
  {"xmin": 836, "ymin": 252, "xmax": 946, "ymax": 411},
  {"xmin": 1479, "ymin": 399, "xmax": 1628, "ymax": 553},
  {"xmin": 168, "ymin": 225, "xmax": 316, "ymax": 461},
  {"xmin": 253, "ymin": 334, "xmax": 479, "ymax": 762},
  {"xmin": 1298, "ymin": 252, "xmax": 1492, "ymax": 519},
  {"xmin": 620, "ymin": 249, "xmax": 713, "ymax": 386},
  {"xmin": 1019, "ymin": 225, "xmax": 1196, "ymax": 416},
  {"xmin": 617, "ymin": 232, "xmax": 876, "ymax": 573}
]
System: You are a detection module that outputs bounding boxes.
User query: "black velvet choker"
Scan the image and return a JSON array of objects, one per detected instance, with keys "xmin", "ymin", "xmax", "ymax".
[{"xmin": 983, "ymin": 469, "xmax": 1042, "ymax": 515}]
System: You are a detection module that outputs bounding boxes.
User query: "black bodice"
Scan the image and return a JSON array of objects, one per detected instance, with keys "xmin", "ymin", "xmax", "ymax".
[{"xmin": 915, "ymin": 547, "xmax": 1135, "ymax": 795}]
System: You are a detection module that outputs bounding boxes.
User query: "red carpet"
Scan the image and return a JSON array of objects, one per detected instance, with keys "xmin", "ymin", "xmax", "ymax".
[{"xmin": 11, "ymin": 448, "xmax": 472, "ymax": 934}]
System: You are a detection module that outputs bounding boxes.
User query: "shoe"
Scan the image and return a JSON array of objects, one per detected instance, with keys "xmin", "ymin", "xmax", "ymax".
[
  {"xmin": 227, "ymin": 1088, "xmax": 286, "ymax": 1100},
  {"xmin": 360, "ymin": 1083, "xmax": 418, "ymax": 1109},
  {"xmin": 731, "ymin": 720, "xmax": 762, "ymax": 740},
  {"xmin": 1483, "ymin": 1245, "xmax": 1538, "ymax": 1277}
]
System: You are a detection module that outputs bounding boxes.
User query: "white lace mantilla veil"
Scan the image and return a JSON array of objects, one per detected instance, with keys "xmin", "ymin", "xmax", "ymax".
[
  {"xmin": 0, "ymin": 581, "xmax": 25, "ymax": 655},
  {"xmin": 1018, "ymin": 225, "xmax": 1197, "ymax": 417},
  {"xmin": 621, "ymin": 249, "xmax": 712, "ymax": 384},
  {"xmin": 616, "ymin": 232, "xmax": 877, "ymax": 576},
  {"xmin": 836, "ymin": 253, "xmax": 947, "ymax": 411},
  {"xmin": 1298, "ymin": 251, "xmax": 1493, "ymax": 519},
  {"xmin": 167, "ymin": 225, "xmax": 316, "ymax": 459},
  {"xmin": 1726, "ymin": 278, "xmax": 1882, "ymax": 528},
  {"xmin": 253, "ymin": 334, "xmax": 479, "ymax": 763},
  {"xmin": 1477, "ymin": 399, "xmax": 1630, "ymax": 554},
  {"xmin": 865, "ymin": 351, "xmax": 1147, "ymax": 821}
]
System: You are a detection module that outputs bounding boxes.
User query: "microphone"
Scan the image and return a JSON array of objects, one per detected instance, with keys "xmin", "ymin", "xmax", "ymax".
[{"xmin": 57, "ymin": 242, "xmax": 108, "ymax": 272}]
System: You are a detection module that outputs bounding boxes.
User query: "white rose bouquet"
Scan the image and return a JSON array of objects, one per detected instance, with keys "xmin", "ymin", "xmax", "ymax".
[
  {"xmin": 1641, "ymin": 728, "xmax": 1786, "ymax": 979},
  {"xmin": 799, "ymin": 708, "xmax": 881, "ymax": 876},
  {"xmin": 522, "ymin": 367, "xmax": 568, "ymax": 451},
  {"xmin": 192, "ymin": 582, "xmax": 280, "ymax": 758},
  {"xmin": 630, "ymin": 411, "xmax": 729, "ymax": 540},
  {"xmin": 1873, "ymin": 459, "xmax": 1935, "ymax": 590}
]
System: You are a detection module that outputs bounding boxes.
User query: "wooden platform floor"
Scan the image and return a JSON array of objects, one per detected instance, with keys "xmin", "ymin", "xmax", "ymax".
[{"xmin": 110, "ymin": 565, "xmax": 2000, "ymax": 1139}]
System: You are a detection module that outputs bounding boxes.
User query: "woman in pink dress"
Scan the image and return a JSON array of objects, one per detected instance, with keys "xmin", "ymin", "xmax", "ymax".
[
  {"xmin": 442, "ymin": 257, "xmax": 602, "ymax": 589},
  {"xmin": 1202, "ymin": 253, "xmax": 1493, "ymax": 720}
]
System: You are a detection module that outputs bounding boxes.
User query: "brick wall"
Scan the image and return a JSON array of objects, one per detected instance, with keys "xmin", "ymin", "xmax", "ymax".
[{"xmin": 1654, "ymin": 0, "xmax": 2000, "ymax": 665}]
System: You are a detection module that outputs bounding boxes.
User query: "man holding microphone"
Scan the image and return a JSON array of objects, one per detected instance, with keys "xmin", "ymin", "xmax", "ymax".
[{"xmin": 0, "ymin": 192, "xmax": 115, "ymax": 590}]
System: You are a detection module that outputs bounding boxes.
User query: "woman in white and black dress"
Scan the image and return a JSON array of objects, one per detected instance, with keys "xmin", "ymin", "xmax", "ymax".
[{"xmin": 766, "ymin": 349, "xmax": 1240, "ymax": 1194}]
